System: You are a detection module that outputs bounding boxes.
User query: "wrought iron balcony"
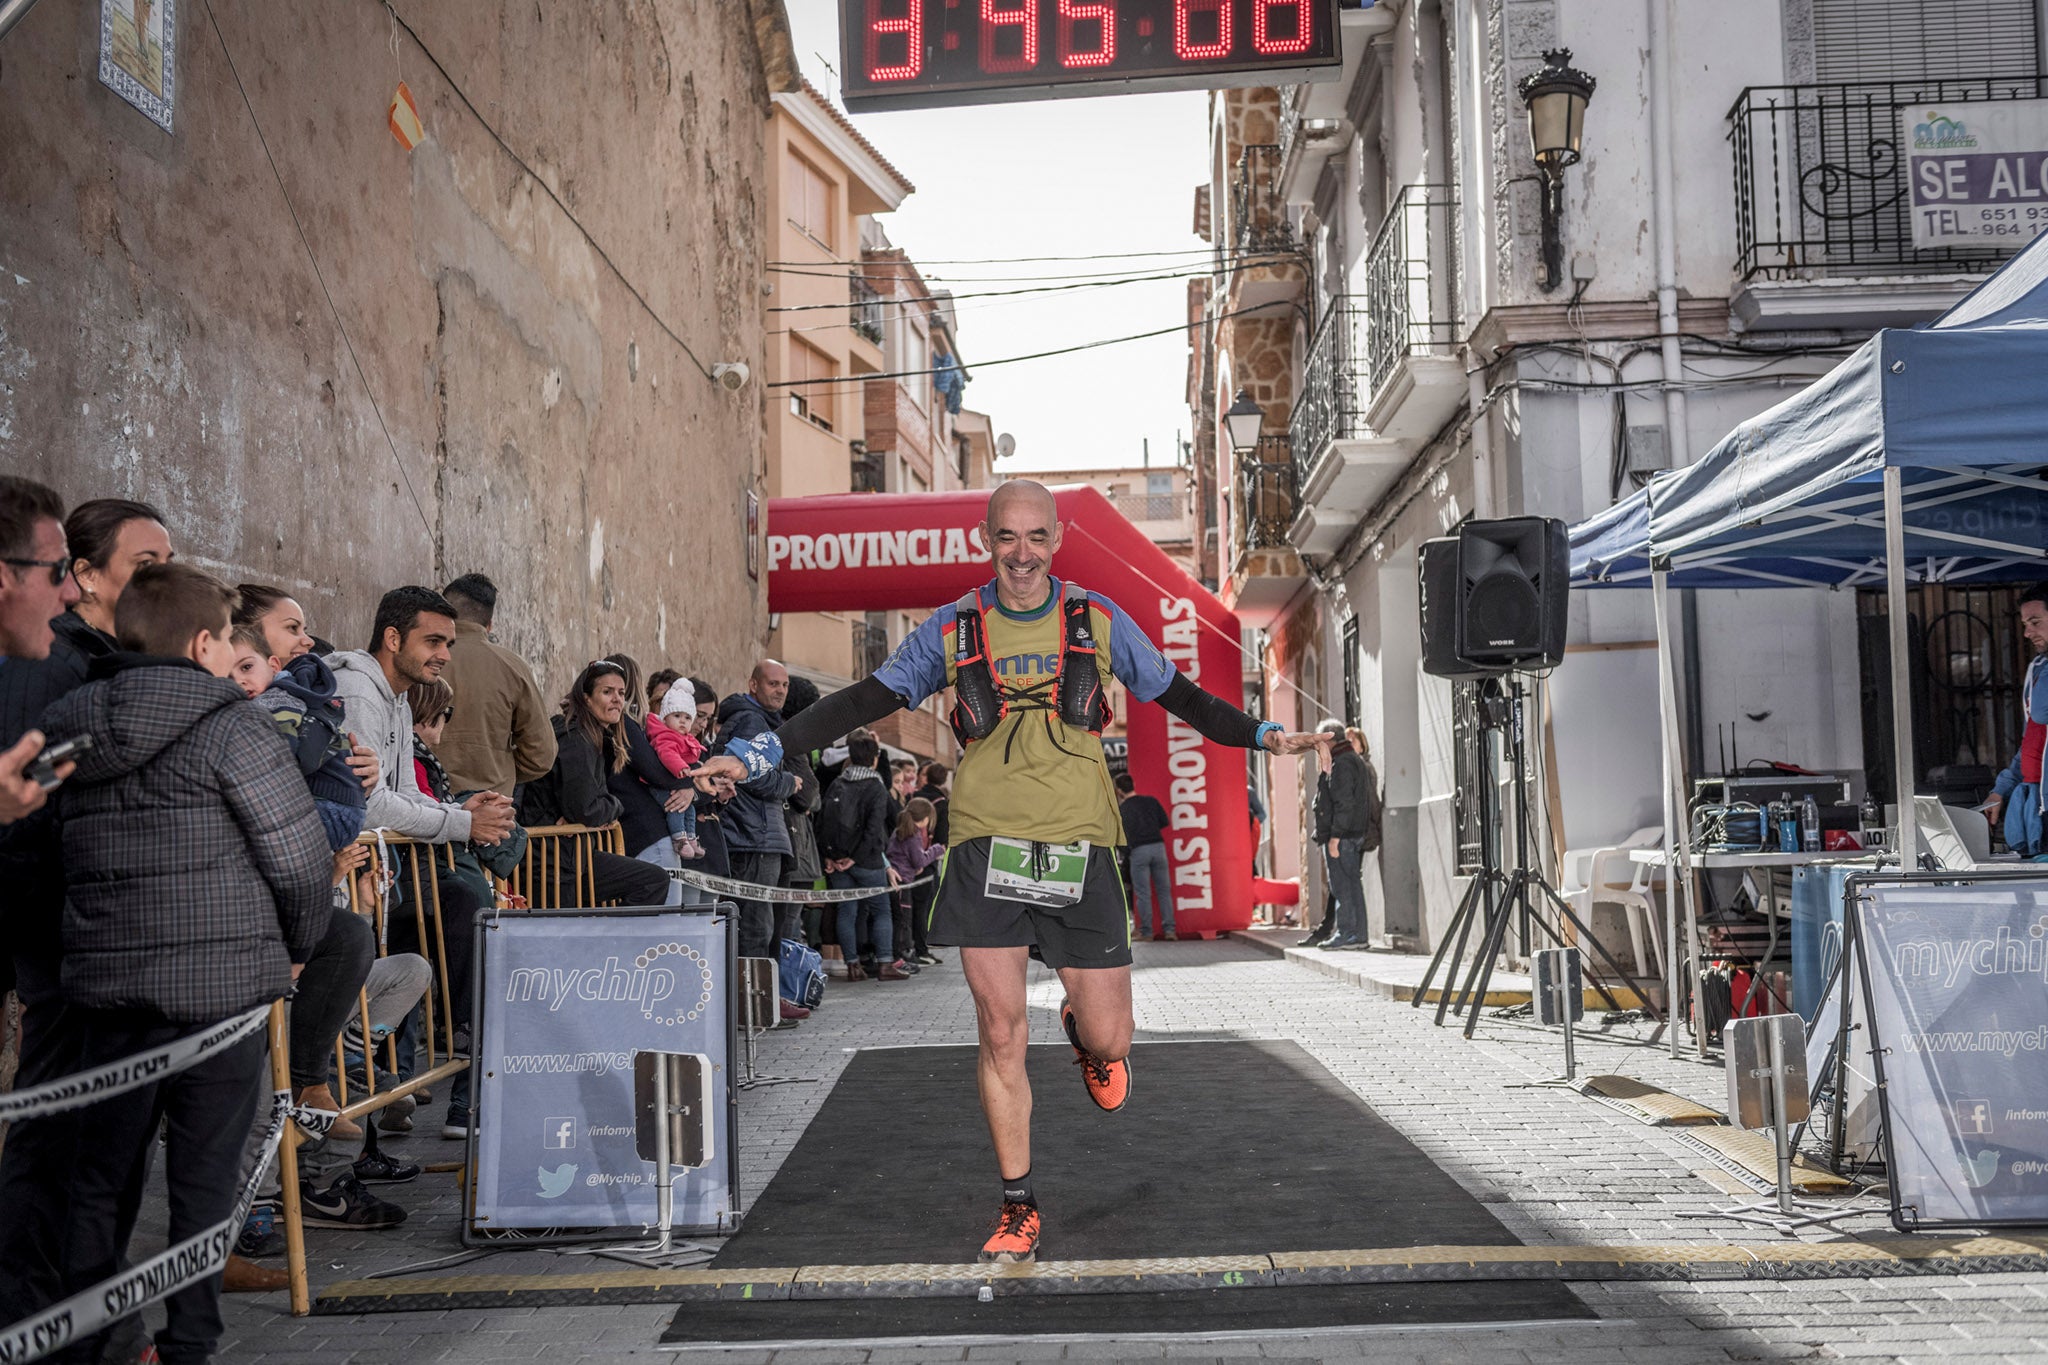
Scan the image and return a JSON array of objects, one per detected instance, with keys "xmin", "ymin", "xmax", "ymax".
[
  {"xmin": 1231, "ymin": 143, "xmax": 1293, "ymax": 254},
  {"xmin": 1289, "ymin": 299, "xmax": 1365, "ymax": 478},
  {"xmin": 1363, "ymin": 185, "xmax": 1459, "ymax": 399},
  {"xmin": 1729, "ymin": 77, "xmax": 2044, "ymax": 281},
  {"xmin": 850, "ymin": 275, "xmax": 885, "ymax": 344},
  {"xmin": 1236, "ymin": 434, "xmax": 1297, "ymax": 552}
]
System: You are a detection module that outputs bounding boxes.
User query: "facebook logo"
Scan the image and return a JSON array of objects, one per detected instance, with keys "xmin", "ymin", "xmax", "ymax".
[{"xmin": 543, "ymin": 1117, "xmax": 578, "ymax": 1149}]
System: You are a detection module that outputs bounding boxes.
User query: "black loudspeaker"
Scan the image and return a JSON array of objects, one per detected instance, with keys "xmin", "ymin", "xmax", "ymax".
[
  {"xmin": 1419, "ymin": 536, "xmax": 1498, "ymax": 679},
  {"xmin": 1454, "ymin": 516, "xmax": 1568, "ymax": 670}
]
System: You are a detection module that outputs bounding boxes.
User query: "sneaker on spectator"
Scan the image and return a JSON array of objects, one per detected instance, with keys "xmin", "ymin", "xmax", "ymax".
[
  {"xmin": 236, "ymin": 1199, "xmax": 285, "ymax": 1258},
  {"xmin": 378, "ymin": 1106, "xmax": 414, "ymax": 1135},
  {"xmin": 913, "ymin": 951, "xmax": 943, "ymax": 966},
  {"xmin": 353, "ymin": 1147, "xmax": 422, "ymax": 1184},
  {"xmin": 300, "ymin": 1172, "xmax": 407, "ymax": 1229},
  {"xmin": 891, "ymin": 957, "xmax": 920, "ymax": 975},
  {"xmin": 440, "ymin": 1108, "xmax": 473, "ymax": 1141},
  {"xmin": 878, "ymin": 961, "xmax": 912, "ymax": 981}
]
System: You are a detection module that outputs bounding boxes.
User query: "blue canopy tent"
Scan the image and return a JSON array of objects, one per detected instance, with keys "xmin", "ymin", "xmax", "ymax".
[{"xmin": 1566, "ymin": 233, "xmax": 2048, "ymax": 1052}]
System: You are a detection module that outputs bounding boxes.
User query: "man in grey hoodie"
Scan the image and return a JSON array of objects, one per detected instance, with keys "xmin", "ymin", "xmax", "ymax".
[{"xmin": 330, "ymin": 586, "xmax": 514, "ymax": 1134}]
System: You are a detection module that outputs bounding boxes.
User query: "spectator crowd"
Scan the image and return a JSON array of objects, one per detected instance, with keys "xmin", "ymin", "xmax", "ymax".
[{"xmin": 0, "ymin": 476, "xmax": 954, "ymax": 1364}]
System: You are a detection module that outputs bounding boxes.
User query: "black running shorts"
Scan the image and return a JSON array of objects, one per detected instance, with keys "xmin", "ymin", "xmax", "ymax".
[{"xmin": 926, "ymin": 837, "xmax": 1132, "ymax": 969}]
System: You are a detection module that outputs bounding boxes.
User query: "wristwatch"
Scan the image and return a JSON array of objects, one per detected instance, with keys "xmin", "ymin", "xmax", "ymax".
[{"xmin": 1253, "ymin": 721, "xmax": 1283, "ymax": 751}]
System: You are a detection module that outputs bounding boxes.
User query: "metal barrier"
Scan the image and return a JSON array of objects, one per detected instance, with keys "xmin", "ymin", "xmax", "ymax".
[{"xmin": 271, "ymin": 822, "xmax": 625, "ymax": 1315}]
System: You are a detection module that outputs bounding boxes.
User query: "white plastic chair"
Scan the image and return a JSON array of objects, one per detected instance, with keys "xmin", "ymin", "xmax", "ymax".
[{"xmin": 1562, "ymin": 825, "xmax": 1666, "ymax": 979}]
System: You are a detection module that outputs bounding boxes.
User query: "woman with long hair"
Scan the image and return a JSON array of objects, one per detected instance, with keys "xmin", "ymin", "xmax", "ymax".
[{"xmin": 517, "ymin": 661, "xmax": 675, "ymax": 908}]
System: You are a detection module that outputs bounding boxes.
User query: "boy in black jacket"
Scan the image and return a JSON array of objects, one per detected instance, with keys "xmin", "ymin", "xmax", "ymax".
[
  {"xmin": 816, "ymin": 728, "xmax": 904, "ymax": 981},
  {"xmin": 38, "ymin": 563, "xmax": 331, "ymax": 1364}
]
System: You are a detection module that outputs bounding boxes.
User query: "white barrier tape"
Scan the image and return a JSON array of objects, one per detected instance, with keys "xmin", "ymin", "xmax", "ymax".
[
  {"xmin": 0, "ymin": 1006, "xmax": 269, "ymax": 1125},
  {"xmin": 367, "ymin": 826, "xmax": 396, "ymax": 953},
  {"xmin": 670, "ymin": 868, "xmax": 935, "ymax": 904},
  {"xmin": 0, "ymin": 1088, "xmax": 289, "ymax": 1365},
  {"xmin": 291, "ymin": 1104, "xmax": 338, "ymax": 1140}
]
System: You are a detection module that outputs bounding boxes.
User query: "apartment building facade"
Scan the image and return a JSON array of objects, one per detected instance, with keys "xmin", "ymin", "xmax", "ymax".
[{"xmin": 1193, "ymin": 0, "xmax": 2042, "ymax": 946}]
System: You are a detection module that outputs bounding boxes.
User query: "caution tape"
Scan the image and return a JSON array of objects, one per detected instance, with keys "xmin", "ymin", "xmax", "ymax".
[
  {"xmin": 0, "ymin": 1005, "xmax": 269, "ymax": 1124},
  {"xmin": 670, "ymin": 868, "xmax": 935, "ymax": 904},
  {"xmin": 0, "ymin": 1088, "xmax": 290, "ymax": 1365}
]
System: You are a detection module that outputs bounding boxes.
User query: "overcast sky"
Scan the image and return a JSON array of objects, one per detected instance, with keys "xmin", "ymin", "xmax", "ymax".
[{"xmin": 781, "ymin": 0, "xmax": 1211, "ymax": 474}]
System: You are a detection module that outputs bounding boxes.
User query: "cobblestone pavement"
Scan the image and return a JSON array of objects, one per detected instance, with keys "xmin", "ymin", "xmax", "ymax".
[{"xmin": 191, "ymin": 935, "xmax": 2048, "ymax": 1364}]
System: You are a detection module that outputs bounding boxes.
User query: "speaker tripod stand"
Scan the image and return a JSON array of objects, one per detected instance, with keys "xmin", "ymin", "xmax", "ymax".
[{"xmin": 1412, "ymin": 676, "xmax": 1664, "ymax": 1038}]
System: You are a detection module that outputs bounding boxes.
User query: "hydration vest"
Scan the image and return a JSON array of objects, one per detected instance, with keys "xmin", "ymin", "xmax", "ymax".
[{"xmin": 949, "ymin": 583, "xmax": 1113, "ymax": 747}]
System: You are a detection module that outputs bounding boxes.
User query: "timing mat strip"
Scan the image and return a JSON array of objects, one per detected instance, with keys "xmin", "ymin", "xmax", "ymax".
[{"xmin": 313, "ymin": 1235, "xmax": 2048, "ymax": 1311}]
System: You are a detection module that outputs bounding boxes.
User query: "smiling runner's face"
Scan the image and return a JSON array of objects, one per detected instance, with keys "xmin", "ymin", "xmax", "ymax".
[{"xmin": 985, "ymin": 482, "xmax": 1062, "ymax": 613}]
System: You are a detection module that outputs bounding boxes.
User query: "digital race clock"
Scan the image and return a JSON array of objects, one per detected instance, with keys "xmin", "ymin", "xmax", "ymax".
[{"xmin": 839, "ymin": 0, "xmax": 1344, "ymax": 112}]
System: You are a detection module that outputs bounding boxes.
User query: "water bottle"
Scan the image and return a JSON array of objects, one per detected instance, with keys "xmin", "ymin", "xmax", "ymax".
[
  {"xmin": 1859, "ymin": 791, "xmax": 1882, "ymax": 845},
  {"xmin": 1776, "ymin": 793, "xmax": 1799, "ymax": 852},
  {"xmin": 1800, "ymin": 794, "xmax": 1821, "ymax": 852}
]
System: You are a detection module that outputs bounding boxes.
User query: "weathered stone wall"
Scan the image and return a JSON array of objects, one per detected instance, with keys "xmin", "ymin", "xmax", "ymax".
[{"xmin": 0, "ymin": 0, "xmax": 781, "ymax": 700}]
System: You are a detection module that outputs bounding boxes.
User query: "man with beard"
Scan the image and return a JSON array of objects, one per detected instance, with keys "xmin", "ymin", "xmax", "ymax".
[
  {"xmin": 694, "ymin": 480, "xmax": 1325, "ymax": 1264},
  {"xmin": 331, "ymin": 587, "xmax": 515, "ymax": 1136}
]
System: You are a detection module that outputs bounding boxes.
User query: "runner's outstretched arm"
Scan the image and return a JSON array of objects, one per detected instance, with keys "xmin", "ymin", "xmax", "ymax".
[{"xmin": 690, "ymin": 676, "xmax": 904, "ymax": 785}]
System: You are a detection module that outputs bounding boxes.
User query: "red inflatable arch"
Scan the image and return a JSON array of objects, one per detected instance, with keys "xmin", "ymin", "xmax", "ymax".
[{"xmin": 767, "ymin": 486, "xmax": 1257, "ymax": 934}]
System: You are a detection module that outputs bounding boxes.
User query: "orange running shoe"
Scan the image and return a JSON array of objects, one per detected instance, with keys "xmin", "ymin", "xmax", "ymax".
[
  {"xmin": 979, "ymin": 1200, "xmax": 1042, "ymax": 1263},
  {"xmin": 1060, "ymin": 999, "xmax": 1132, "ymax": 1112}
]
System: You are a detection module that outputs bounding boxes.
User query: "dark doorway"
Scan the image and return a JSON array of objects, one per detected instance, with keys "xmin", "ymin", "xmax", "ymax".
[{"xmin": 1857, "ymin": 583, "xmax": 2032, "ymax": 805}]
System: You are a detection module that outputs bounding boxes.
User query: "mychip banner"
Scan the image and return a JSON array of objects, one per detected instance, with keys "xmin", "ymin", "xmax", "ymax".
[
  {"xmin": 1855, "ymin": 877, "xmax": 2048, "ymax": 1229},
  {"xmin": 472, "ymin": 908, "xmax": 736, "ymax": 1233},
  {"xmin": 1903, "ymin": 99, "xmax": 2048, "ymax": 249}
]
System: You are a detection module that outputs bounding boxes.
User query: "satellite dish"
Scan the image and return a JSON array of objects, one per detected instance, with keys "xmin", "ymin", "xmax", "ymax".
[{"xmin": 995, "ymin": 432, "xmax": 1017, "ymax": 460}]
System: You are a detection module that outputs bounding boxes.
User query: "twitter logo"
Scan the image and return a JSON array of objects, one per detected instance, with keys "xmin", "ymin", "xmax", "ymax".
[{"xmin": 537, "ymin": 1163, "xmax": 578, "ymax": 1199}]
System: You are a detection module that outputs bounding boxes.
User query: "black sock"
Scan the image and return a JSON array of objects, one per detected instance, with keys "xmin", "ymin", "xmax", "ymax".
[{"xmin": 1000, "ymin": 1169, "xmax": 1035, "ymax": 1208}]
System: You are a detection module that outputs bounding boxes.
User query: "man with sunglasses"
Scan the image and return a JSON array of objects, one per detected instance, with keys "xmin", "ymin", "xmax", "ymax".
[{"xmin": 0, "ymin": 475, "xmax": 82, "ymax": 823}]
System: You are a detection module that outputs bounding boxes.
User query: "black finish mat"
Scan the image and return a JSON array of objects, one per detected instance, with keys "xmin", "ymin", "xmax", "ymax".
[
  {"xmin": 664, "ymin": 1040, "xmax": 1586, "ymax": 1340},
  {"xmin": 663, "ymin": 1281, "xmax": 1587, "ymax": 1344}
]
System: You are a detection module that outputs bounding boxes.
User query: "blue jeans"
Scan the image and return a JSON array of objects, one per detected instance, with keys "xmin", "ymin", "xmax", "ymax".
[
  {"xmin": 829, "ymin": 865, "xmax": 893, "ymax": 964},
  {"xmin": 2006, "ymin": 783, "xmax": 2045, "ymax": 858},
  {"xmin": 1129, "ymin": 842, "xmax": 1176, "ymax": 935},
  {"xmin": 1325, "ymin": 837, "xmax": 1367, "ymax": 943}
]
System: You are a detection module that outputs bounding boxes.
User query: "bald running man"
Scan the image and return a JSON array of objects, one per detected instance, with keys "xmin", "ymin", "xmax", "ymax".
[{"xmin": 697, "ymin": 481, "xmax": 1324, "ymax": 1262}]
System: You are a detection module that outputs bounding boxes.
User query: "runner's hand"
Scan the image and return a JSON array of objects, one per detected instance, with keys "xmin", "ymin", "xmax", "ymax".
[
  {"xmin": 1262, "ymin": 729, "xmax": 1327, "ymax": 756},
  {"xmin": 690, "ymin": 754, "xmax": 749, "ymax": 785}
]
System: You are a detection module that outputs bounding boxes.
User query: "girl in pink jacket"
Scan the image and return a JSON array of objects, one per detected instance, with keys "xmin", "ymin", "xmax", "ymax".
[{"xmin": 648, "ymin": 680, "xmax": 707, "ymax": 858}]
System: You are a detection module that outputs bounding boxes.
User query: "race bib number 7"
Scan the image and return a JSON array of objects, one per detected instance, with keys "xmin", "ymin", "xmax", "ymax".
[{"xmin": 984, "ymin": 838, "xmax": 1090, "ymax": 907}]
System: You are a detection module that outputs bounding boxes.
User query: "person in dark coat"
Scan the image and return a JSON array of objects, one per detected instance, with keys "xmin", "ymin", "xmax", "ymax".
[
  {"xmin": 1313, "ymin": 719, "xmax": 1377, "ymax": 949},
  {"xmin": 0, "ymin": 496, "xmax": 169, "ymax": 1330},
  {"xmin": 715, "ymin": 660, "xmax": 801, "ymax": 961},
  {"xmin": 37, "ymin": 562, "xmax": 332, "ymax": 1365}
]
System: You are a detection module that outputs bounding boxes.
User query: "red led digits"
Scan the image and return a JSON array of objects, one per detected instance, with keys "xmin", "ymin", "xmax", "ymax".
[
  {"xmin": 980, "ymin": 0, "xmax": 1038, "ymax": 73},
  {"xmin": 1252, "ymin": 0, "xmax": 1311, "ymax": 54},
  {"xmin": 1174, "ymin": 0, "xmax": 1232, "ymax": 60},
  {"xmin": 865, "ymin": 0, "xmax": 923, "ymax": 80},
  {"xmin": 1057, "ymin": 0, "xmax": 1115, "ymax": 68}
]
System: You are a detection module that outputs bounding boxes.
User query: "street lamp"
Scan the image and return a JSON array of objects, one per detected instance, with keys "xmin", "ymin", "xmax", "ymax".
[
  {"xmin": 1224, "ymin": 388, "xmax": 1265, "ymax": 456},
  {"xmin": 1517, "ymin": 48, "xmax": 1596, "ymax": 293}
]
